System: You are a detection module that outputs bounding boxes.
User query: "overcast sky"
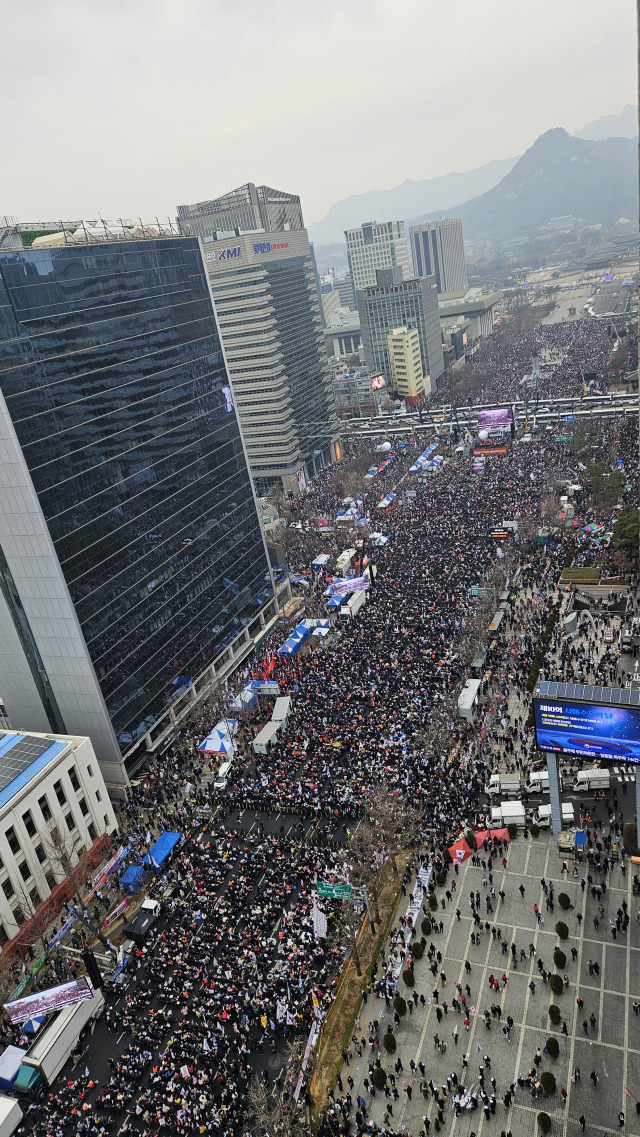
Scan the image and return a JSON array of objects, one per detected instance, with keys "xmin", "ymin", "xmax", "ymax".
[{"xmin": 2, "ymin": 0, "xmax": 637, "ymax": 227}]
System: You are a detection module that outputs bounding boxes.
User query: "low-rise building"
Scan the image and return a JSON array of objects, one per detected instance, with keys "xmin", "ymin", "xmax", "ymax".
[
  {"xmin": 332, "ymin": 368, "xmax": 387, "ymax": 418},
  {"xmin": 0, "ymin": 730, "xmax": 117, "ymax": 951},
  {"xmin": 438, "ymin": 288, "xmax": 503, "ymax": 340}
]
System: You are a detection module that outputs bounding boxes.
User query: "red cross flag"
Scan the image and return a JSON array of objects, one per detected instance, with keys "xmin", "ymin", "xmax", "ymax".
[{"xmin": 448, "ymin": 837, "xmax": 473, "ymax": 865}]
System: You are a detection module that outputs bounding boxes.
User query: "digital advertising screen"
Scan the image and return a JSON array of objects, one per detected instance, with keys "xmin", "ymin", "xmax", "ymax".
[{"xmin": 533, "ymin": 697, "xmax": 640, "ymax": 763}]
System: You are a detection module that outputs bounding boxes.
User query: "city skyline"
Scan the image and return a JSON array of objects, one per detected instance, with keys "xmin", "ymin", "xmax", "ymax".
[{"xmin": 0, "ymin": 0, "xmax": 635, "ymax": 226}]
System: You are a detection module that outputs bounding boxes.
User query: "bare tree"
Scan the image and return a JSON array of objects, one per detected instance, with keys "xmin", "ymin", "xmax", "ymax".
[{"xmin": 246, "ymin": 1040, "xmax": 308, "ymax": 1136}]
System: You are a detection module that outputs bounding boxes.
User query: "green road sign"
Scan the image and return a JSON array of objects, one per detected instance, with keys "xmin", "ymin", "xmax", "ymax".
[
  {"xmin": 316, "ymin": 881, "xmax": 353, "ymax": 900},
  {"xmin": 470, "ymin": 586, "xmax": 492, "ymax": 597}
]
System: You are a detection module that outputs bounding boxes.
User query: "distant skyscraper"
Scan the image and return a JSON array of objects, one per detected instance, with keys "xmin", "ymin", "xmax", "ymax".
[
  {"xmin": 345, "ymin": 221, "xmax": 410, "ymax": 291},
  {"xmin": 177, "ymin": 182, "xmax": 303, "ymax": 238},
  {"xmin": 0, "ymin": 226, "xmax": 277, "ymax": 786},
  {"xmin": 178, "ymin": 185, "xmax": 340, "ymax": 497},
  {"xmin": 357, "ymin": 268, "xmax": 445, "ymax": 393},
  {"xmin": 409, "ymin": 218, "xmax": 467, "ymax": 294}
]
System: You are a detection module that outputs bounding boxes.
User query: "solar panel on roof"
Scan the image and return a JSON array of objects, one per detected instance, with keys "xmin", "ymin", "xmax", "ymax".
[{"xmin": 0, "ymin": 736, "xmax": 53, "ymax": 794}]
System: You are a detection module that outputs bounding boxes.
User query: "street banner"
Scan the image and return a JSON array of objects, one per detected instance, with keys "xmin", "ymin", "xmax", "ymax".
[
  {"xmin": 448, "ymin": 837, "xmax": 473, "ymax": 865},
  {"xmin": 312, "ymin": 898, "xmax": 327, "ymax": 939},
  {"xmin": 103, "ymin": 898, "xmax": 128, "ymax": 928},
  {"xmin": 5, "ymin": 977, "xmax": 93, "ymax": 1024},
  {"xmin": 49, "ymin": 913, "xmax": 77, "ymax": 951},
  {"xmin": 330, "ymin": 577, "xmax": 369, "ymax": 597}
]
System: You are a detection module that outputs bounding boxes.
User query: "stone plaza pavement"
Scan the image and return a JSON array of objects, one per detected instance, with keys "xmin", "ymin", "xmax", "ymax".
[{"xmin": 342, "ymin": 832, "xmax": 640, "ymax": 1136}]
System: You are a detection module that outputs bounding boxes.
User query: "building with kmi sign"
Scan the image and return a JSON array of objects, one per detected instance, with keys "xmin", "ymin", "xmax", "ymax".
[{"xmin": 178, "ymin": 185, "xmax": 340, "ymax": 497}]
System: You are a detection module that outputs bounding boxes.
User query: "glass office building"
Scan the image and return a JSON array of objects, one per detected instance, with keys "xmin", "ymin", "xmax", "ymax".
[{"xmin": 0, "ymin": 232, "xmax": 275, "ymax": 786}]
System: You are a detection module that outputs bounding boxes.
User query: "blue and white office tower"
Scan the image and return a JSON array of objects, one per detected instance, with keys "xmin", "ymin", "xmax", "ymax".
[{"xmin": 0, "ymin": 223, "xmax": 282, "ymax": 792}]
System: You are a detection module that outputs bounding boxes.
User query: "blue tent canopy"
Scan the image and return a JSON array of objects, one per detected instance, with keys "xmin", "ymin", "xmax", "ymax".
[
  {"xmin": 120, "ymin": 865, "xmax": 146, "ymax": 895},
  {"xmin": 277, "ymin": 621, "xmax": 313, "ymax": 655},
  {"xmin": 143, "ymin": 831, "xmax": 182, "ymax": 872}
]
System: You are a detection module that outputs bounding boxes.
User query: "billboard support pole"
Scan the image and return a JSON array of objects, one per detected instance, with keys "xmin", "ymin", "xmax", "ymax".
[
  {"xmin": 545, "ymin": 751, "xmax": 563, "ymax": 842},
  {"xmin": 636, "ymin": 767, "xmax": 640, "ymax": 832}
]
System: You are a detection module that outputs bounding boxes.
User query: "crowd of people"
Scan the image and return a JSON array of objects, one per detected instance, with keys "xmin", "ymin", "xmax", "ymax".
[{"xmin": 7, "ymin": 316, "xmax": 639, "ymax": 1137}]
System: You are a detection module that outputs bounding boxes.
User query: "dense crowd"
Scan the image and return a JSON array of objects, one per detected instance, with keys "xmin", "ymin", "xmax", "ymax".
[{"xmin": 9, "ymin": 317, "xmax": 639, "ymax": 1137}]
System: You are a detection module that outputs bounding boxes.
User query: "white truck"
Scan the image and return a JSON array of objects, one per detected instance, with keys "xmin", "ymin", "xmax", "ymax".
[
  {"xmin": 13, "ymin": 983, "xmax": 105, "ymax": 1102},
  {"xmin": 533, "ymin": 803, "xmax": 575, "ymax": 829},
  {"xmin": 339, "ymin": 589, "xmax": 367, "ymax": 622},
  {"xmin": 0, "ymin": 1098, "xmax": 22, "ymax": 1137},
  {"xmin": 525, "ymin": 770, "xmax": 563, "ymax": 795},
  {"xmin": 335, "ymin": 549, "xmax": 357, "ymax": 576},
  {"xmin": 572, "ymin": 768, "xmax": 611, "ymax": 792},
  {"xmin": 485, "ymin": 774, "xmax": 522, "ymax": 799},
  {"xmin": 489, "ymin": 801, "xmax": 526, "ymax": 829}
]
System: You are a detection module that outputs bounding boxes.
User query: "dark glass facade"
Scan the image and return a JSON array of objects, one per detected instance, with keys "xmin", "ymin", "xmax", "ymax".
[{"xmin": 0, "ymin": 237, "xmax": 271, "ymax": 751}]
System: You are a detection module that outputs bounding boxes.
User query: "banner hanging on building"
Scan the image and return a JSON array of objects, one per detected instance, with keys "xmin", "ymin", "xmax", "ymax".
[{"xmin": 4, "ymin": 977, "xmax": 94, "ymax": 1025}]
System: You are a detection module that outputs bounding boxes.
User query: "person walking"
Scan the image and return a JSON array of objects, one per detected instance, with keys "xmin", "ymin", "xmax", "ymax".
[{"xmin": 579, "ymin": 1116, "xmax": 586, "ymax": 1132}]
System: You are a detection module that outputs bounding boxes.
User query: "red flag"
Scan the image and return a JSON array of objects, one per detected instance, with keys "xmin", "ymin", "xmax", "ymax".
[{"xmin": 448, "ymin": 837, "xmax": 472, "ymax": 865}]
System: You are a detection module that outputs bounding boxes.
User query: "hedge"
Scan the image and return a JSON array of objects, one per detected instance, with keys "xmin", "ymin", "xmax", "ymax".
[
  {"xmin": 530, "ymin": 824, "xmax": 540, "ymax": 837},
  {"xmin": 402, "ymin": 968, "xmax": 415, "ymax": 987},
  {"xmin": 557, "ymin": 893, "xmax": 571, "ymax": 910},
  {"xmin": 393, "ymin": 996, "xmax": 407, "ymax": 1016},
  {"xmin": 548, "ymin": 974, "xmax": 563, "ymax": 995},
  {"xmin": 553, "ymin": 948, "xmax": 566, "ymax": 969},
  {"xmin": 507, "ymin": 823, "xmax": 518, "ymax": 839},
  {"xmin": 545, "ymin": 1036, "xmax": 559, "ymax": 1060},
  {"xmin": 548, "ymin": 1005, "xmax": 561, "ymax": 1024},
  {"xmin": 421, "ymin": 917, "xmax": 432, "ymax": 935},
  {"xmin": 435, "ymin": 870, "xmax": 446, "ymax": 887},
  {"xmin": 428, "ymin": 894, "xmax": 438, "ymax": 911},
  {"xmin": 410, "ymin": 941, "xmax": 424, "ymax": 959},
  {"xmin": 382, "ymin": 1033, "xmax": 397, "ymax": 1053},
  {"xmin": 373, "ymin": 1067, "xmax": 387, "ymax": 1088},
  {"xmin": 555, "ymin": 921, "xmax": 569, "ymax": 940},
  {"xmin": 537, "ymin": 1112, "xmax": 552, "ymax": 1133}
]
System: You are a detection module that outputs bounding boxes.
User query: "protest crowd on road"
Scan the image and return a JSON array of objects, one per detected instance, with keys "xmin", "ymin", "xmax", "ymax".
[{"xmin": 7, "ymin": 318, "xmax": 639, "ymax": 1137}]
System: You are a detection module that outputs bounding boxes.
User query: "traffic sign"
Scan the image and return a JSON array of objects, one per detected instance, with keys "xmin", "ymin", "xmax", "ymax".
[
  {"xmin": 471, "ymin": 586, "xmax": 492, "ymax": 597},
  {"xmin": 315, "ymin": 881, "xmax": 353, "ymax": 900}
]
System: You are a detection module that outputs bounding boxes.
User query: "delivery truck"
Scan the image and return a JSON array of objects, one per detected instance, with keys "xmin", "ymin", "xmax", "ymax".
[
  {"xmin": 489, "ymin": 801, "xmax": 526, "ymax": 829},
  {"xmin": 532, "ymin": 803, "xmax": 575, "ymax": 829},
  {"xmin": 485, "ymin": 774, "xmax": 522, "ymax": 798},
  {"xmin": 13, "ymin": 984, "xmax": 105, "ymax": 1102},
  {"xmin": 572, "ymin": 768, "xmax": 610, "ymax": 792},
  {"xmin": 123, "ymin": 898, "xmax": 162, "ymax": 948},
  {"xmin": 525, "ymin": 770, "xmax": 563, "ymax": 795}
]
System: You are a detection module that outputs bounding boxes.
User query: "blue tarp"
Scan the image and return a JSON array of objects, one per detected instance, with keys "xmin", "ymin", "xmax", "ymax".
[
  {"xmin": 120, "ymin": 865, "xmax": 146, "ymax": 895},
  {"xmin": 143, "ymin": 831, "xmax": 181, "ymax": 872}
]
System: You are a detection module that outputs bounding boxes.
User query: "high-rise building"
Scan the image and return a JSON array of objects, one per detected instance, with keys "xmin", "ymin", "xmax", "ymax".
[
  {"xmin": 345, "ymin": 221, "xmax": 410, "ymax": 291},
  {"xmin": 177, "ymin": 183, "xmax": 303, "ymax": 238},
  {"xmin": 409, "ymin": 218, "xmax": 467, "ymax": 294},
  {"xmin": 387, "ymin": 327, "xmax": 427, "ymax": 405},
  {"xmin": 357, "ymin": 268, "xmax": 445, "ymax": 393},
  {"xmin": 178, "ymin": 186, "xmax": 340, "ymax": 497},
  {"xmin": 0, "ymin": 225, "xmax": 280, "ymax": 788}
]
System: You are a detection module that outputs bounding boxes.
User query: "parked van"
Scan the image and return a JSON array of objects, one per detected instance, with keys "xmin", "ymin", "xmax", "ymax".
[
  {"xmin": 214, "ymin": 760, "xmax": 233, "ymax": 790},
  {"xmin": 525, "ymin": 771, "xmax": 563, "ymax": 795},
  {"xmin": 486, "ymin": 774, "xmax": 522, "ymax": 798},
  {"xmin": 572, "ymin": 768, "xmax": 610, "ymax": 792},
  {"xmin": 533, "ymin": 803, "xmax": 574, "ymax": 829}
]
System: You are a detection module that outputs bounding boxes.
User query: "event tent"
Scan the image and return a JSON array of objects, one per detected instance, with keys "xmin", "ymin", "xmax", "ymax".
[{"xmin": 143, "ymin": 831, "xmax": 181, "ymax": 872}]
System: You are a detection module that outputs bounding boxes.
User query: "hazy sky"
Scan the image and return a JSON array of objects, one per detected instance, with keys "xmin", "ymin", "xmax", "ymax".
[{"xmin": 2, "ymin": 0, "xmax": 637, "ymax": 226}]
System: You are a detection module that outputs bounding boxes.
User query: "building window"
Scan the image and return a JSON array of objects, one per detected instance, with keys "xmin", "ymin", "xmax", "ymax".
[
  {"xmin": 69, "ymin": 767, "xmax": 80, "ymax": 792},
  {"xmin": 34, "ymin": 845, "xmax": 46, "ymax": 864},
  {"xmin": 78, "ymin": 798, "xmax": 89, "ymax": 817},
  {"xmin": 22, "ymin": 811, "xmax": 36, "ymax": 839},
  {"xmin": 2, "ymin": 880, "xmax": 14, "ymax": 900},
  {"xmin": 38, "ymin": 795, "xmax": 52, "ymax": 822},
  {"xmin": 54, "ymin": 781, "xmax": 67, "ymax": 806},
  {"xmin": 87, "ymin": 822, "xmax": 96, "ymax": 842},
  {"xmin": 18, "ymin": 861, "xmax": 30, "ymax": 882},
  {"xmin": 45, "ymin": 871, "xmax": 56, "ymax": 891},
  {"xmin": 29, "ymin": 887, "xmax": 40, "ymax": 908},
  {"xmin": 95, "ymin": 790, "xmax": 102, "ymax": 803},
  {"xmin": 64, "ymin": 813, "xmax": 75, "ymax": 833},
  {"xmin": 5, "ymin": 828, "xmax": 20, "ymax": 856},
  {"xmin": 87, "ymin": 765, "xmax": 93, "ymax": 778},
  {"xmin": 0, "ymin": 925, "xmax": 8, "ymax": 946}
]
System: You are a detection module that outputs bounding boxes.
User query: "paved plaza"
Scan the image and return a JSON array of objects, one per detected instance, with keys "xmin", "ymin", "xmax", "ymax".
[{"xmin": 343, "ymin": 831, "xmax": 640, "ymax": 1136}]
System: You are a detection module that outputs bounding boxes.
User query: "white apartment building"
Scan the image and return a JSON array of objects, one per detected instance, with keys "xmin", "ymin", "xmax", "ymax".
[
  {"xmin": 0, "ymin": 730, "xmax": 117, "ymax": 948},
  {"xmin": 344, "ymin": 221, "xmax": 410, "ymax": 292}
]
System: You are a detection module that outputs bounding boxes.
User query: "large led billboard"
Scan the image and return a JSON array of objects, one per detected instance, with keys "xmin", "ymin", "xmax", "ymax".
[
  {"xmin": 4, "ymin": 977, "xmax": 94, "ymax": 1024},
  {"xmin": 533, "ymin": 696, "xmax": 640, "ymax": 763}
]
